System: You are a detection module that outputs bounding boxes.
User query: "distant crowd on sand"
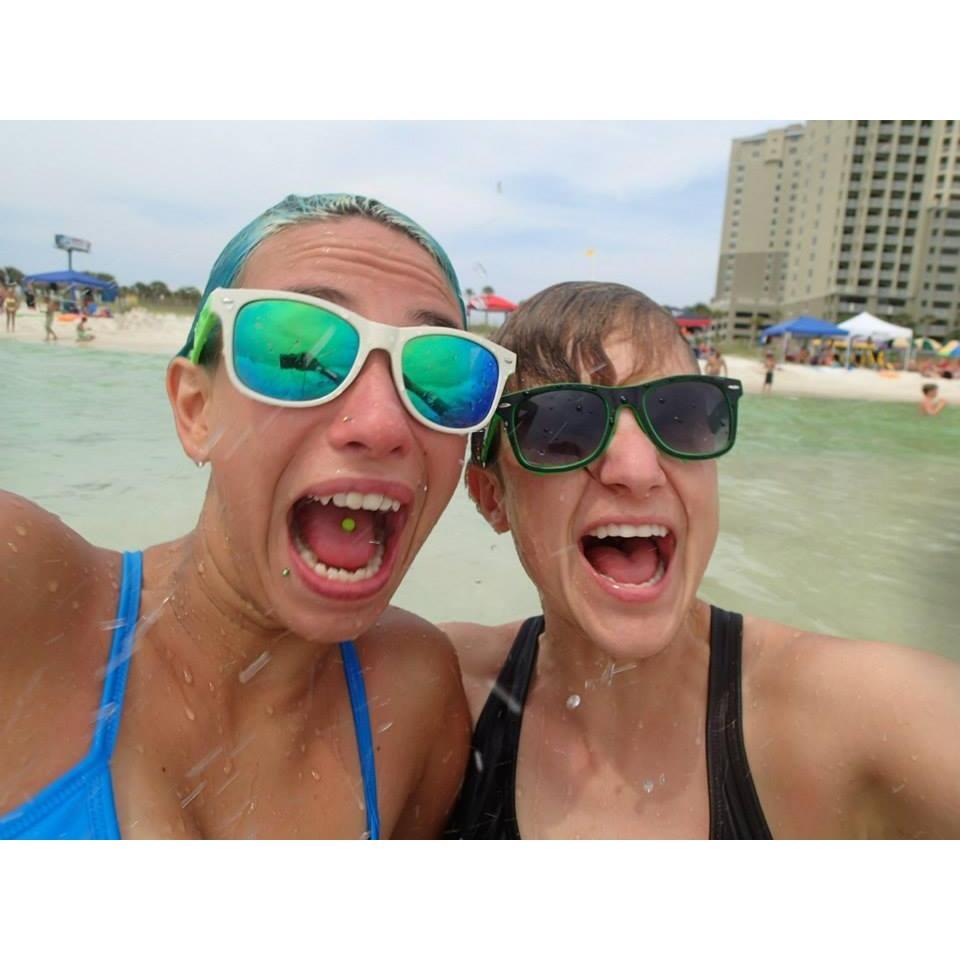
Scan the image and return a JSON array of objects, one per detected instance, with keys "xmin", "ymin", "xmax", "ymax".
[
  {"xmin": 2, "ymin": 280, "xmax": 98, "ymax": 342},
  {"xmin": 680, "ymin": 330, "xmax": 950, "ymax": 415}
]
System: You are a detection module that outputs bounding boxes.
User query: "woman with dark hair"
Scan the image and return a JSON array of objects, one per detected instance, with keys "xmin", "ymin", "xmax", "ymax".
[{"xmin": 445, "ymin": 281, "xmax": 960, "ymax": 839}]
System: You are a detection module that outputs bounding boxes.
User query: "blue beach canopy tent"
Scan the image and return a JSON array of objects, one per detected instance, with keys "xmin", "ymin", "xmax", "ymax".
[
  {"xmin": 760, "ymin": 316, "xmax": 850, "ymax": 363},
  {"xmin": 23, "ymin": 270, "xmax": 119, "ymax": 304},
  {"xmin": 760, "ymin": 316, "xmax": 851, "ymax": 339}
]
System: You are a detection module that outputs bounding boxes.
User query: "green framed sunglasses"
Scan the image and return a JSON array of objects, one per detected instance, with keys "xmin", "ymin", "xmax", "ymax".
[{"xmin": 471, "ymin": 375, "xmax": 743, "ymax": 473}]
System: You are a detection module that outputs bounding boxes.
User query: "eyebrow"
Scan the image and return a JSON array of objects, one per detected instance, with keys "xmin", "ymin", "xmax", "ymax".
[{"xmin": 285, "ymin": 286, "xmax": 460, "ymax": 330}]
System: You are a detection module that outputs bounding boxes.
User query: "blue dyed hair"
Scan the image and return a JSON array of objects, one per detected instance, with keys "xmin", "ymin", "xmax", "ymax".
[{"xmin": 177, "ymin": 192, "xmax": 465, "ymax": 358}]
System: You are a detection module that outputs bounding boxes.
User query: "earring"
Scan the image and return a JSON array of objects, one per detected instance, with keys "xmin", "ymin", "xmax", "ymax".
[{"xmin": 195, "ymin": 458, "xmax": 207, "ymax": 468}]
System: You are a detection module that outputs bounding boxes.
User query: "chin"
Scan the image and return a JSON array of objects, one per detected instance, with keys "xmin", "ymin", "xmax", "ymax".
[{"xmin": 579, "ymin": 608, "xmax": 679, "ymax": 663}]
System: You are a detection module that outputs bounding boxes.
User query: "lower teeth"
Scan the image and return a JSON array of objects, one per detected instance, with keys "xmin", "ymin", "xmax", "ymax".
[
  {"xmin": 602, "ymin": 557, "xmax": 665, "ymax": 588},
  {"xmin": 294, "ymin": 535, "xmax": 385, "ymax": 583}
]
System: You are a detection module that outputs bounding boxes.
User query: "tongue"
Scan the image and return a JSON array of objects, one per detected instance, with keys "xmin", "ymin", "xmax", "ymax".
[
  {"xmin": 295, "ymin": 501, "xmax": 379, "ymax": 571},
  {"xmin": 584, "ymin": 537, "xmax": 660, "ymax": 585}
]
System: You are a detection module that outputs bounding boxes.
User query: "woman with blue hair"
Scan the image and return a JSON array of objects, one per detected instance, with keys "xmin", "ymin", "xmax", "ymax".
[{"xmin": 0, "ymin": 193, "xmax": 515, "ymax": 839}]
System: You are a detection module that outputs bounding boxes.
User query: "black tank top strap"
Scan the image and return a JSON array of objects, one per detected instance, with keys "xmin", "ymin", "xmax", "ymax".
[
  {"xmin": 705, "ymin": 606, "xmax": 773, "ymax": 839},
  {"xmin": 445, "ymin": 616, "xmax": 542, "ymax": 839}
]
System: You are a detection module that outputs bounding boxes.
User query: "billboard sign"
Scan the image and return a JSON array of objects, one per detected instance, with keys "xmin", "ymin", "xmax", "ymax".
[{"xmin": 54, "ymin": 234, "xmax": 92, "ymax": 253}]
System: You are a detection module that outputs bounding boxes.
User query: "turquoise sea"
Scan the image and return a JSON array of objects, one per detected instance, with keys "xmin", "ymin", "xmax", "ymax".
[{"xmin": 3, "ymin": 340, "xmax": 959, "ymax": 660}]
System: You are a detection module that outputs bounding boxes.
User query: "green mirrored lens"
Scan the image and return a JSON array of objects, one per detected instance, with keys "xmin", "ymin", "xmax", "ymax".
[
  {"xmin": 402, "ymin": 334, "xmax": 499, "ymax": 429},
  {"xmin": 233, "ymin": 300, "xmax": 359, "ymax": 402}
]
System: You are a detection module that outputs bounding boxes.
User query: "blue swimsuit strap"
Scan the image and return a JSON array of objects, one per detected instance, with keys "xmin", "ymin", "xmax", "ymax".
[
  {"xmin": 91, "ymin": 551, "xmax": 143, "ymax": 761},
  {"xmin": 339, "ymin": 640, "xmax": 381, "ymax": 840}
]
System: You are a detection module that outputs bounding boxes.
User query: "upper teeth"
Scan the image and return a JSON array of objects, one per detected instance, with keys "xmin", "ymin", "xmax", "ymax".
[
  {"xmin": 306, "ymin": 491, "xmax": 402, "ymax": 512},
  {"xmin": 588, "ymin": 523, "xmax": 668, "ymax": 539}
]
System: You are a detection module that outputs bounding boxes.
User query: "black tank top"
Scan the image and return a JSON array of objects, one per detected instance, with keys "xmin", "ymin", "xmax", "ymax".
[{"xmin": 446, "ymin": 606, "xmax": 773, "ymax": 839}]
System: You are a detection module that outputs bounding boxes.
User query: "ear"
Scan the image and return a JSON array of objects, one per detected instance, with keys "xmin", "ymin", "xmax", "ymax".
[
  {"xmin": 167, "ymin": 357, "xmax": 215, "ymax": 464},
  {"xmin": 466, "ymin": 463, "xmax": 510, "ymax": 534}
]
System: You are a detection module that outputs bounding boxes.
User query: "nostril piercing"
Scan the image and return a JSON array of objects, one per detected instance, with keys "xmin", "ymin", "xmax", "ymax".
[{"xmin": 342, "ymin": 416, "xmax": 352, "ymax": 423}]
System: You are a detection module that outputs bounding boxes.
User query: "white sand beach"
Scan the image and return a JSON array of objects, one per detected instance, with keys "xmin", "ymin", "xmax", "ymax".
[
  {"xmin": 722, "ymin": 354, "xmax": 960, "ymax": 405},
  {"xmin": 6, "ymin": 307, "xmax": 959, "ymax": 406}
]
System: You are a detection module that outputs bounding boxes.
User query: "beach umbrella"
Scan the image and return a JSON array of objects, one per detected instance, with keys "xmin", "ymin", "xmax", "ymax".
[
  {"xmin": 466, "ymin": 293, "xmax": 518, "ymax": 328},
  {"xmin": 937, "ymin": 340, "xmax": 960, "ymax": 358},
  {"xmin": 897, "ymin": 336, "xmax": 940, "ymax": 352}
]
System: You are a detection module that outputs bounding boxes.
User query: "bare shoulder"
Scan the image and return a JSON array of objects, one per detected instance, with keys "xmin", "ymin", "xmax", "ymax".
[
  {"xmin": 441, "ymin": 619, "xmax": 524, "ymax": 681},
  {"xmin": 0, "ymin": 492, "xmax": 122, "ymax": 815},
  {"xmin": 742, "ymin": 614, "xmax": 960, "ymax": 706},
  {"xmin": 1, "ymin": 490, "xmax": 118, "ymax": 653},
  {"xmin": 440, "ymin": 618, "xmax": 526, "ymax": 723},
  {"xmin": 741, "ymin": 615, "xmax": 960, "ymax": 837}
]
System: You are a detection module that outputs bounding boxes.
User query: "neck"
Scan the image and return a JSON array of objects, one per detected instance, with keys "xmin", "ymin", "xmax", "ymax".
[
  {"xmin": 143, "ymin": 529, "xmax": 338, "ymax": 735},
  {"xmin": 533, "ymin": 599, "xmax": 712, "ymax": 757}
]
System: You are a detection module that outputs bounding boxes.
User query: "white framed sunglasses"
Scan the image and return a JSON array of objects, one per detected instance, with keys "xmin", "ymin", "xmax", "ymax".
[{"xmin": 189, "ymin": 288, "xmax": 516, "ymax": 435}]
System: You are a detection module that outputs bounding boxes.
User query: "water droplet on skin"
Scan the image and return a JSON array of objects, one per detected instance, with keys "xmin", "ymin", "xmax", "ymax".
[
  {"xmin": 197, "ymin": 561, "xmax": 205, "ymax": 575},
  {"xmin": 183, "ymin": 667, "xmax": 193, "ymax": 685},
  {"xmin": 15, "ymin": 524, "xmax": 27, "ymax": 536},
  {"xmin": 208, "ymin": 681, "xmax": 215, "ymax": 693},
  {"xmin": 311, "ymin": 769, "xmax": 321, "ymax": 781},
  {"xmin": 48, "ymin": 580, "xmax": 59, "ymax": 593},
  {"xmin": 659, "ymin": 773, "xmax": 667, "ymax": 785},
  {"xmin": 642, "ymin": 779, "xmax": 655, "ymax": 794},
  {"xmin": 248, "ymin": 801, "xmax": 256, "ymax": 813},
  {"xmin": 184, "ymin": 705, "xmax": 196, "ymax": 721},
  {"xmin": 223, "ymin": 759, "xmax": 234, "ymax": 775},
  {"xmin": 7, "ymin": 542, "xmax": 17, "ymax": 553},
  {"xmin": 378, "ymin": 721, "xmax": 394, "ymax": 733},
  {"xmin": 265, "ymin": 704, "xmax": 274, "ymax": 717},
  {"xmin": 299, "ymin": 742, "xmax": 307, "ymax": 753},
  {"xmin": 565, "ymin": 694, "xmax": 581, "ymax": 710}
]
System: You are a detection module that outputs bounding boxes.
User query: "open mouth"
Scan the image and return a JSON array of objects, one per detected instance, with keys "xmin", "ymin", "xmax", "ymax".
[
  {"xmin": 579, "ymin": 522, "xmax": 676, "ymax": 591},
  {"xmin": 287, "ymin": 488, "xmax": 407, "ymax": 597}
]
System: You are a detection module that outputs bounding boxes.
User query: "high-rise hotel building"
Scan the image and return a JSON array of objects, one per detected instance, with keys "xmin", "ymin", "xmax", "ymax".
[{"xmin": 710, "ymin": 120, "xmax": 960, "ymax": 340}]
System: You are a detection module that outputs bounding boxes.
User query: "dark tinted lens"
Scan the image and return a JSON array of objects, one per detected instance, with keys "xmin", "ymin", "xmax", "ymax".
[
  {"xmin": 643, "ymin": 380, "xmax": 731, "ymax": 455},
  {"xmin": 233, "ymin": 300, "xmax": 359, "ymax": 402},
  {"xmin": 512, "ymin": 389, "xmax": 608, "ymax": 468}
]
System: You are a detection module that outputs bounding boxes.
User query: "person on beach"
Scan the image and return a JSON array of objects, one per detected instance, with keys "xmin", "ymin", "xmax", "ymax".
[
  {"xmin": 3, "ymin": 286, "xmax": 17, "ymax": 333},
  {"xmin": 762, "ymin": 350, "xmax": 776, "ymax": 393},
  {"xmin": 920, "ymin": 383, "xmax": 946, "ymax": 416},
  {"xmin": 76, "ymin": 316, "xmax": 95, "ymax": 343},
  {"xmin": 443, "ymin": 281, "xmax": 960, "ymax": 839},
  {"xmin": 0, "ymin": 193, "xmax": 515, "ymax": 839},
  {"xmin": 704, "ymin": 348, "xmax": 726, "ymax": 377},
  {"xmin": 43, "ymin": 284, "xmax": 59, "ymax": 341}
]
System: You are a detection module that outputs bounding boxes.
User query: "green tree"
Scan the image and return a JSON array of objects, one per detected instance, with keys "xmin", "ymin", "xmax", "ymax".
[
  {"xmin": 2, "ymin": 266, "xmax": 24, "ymax": 284},
  {"xmin": 174, "ymin": 286, "xmax": 202, "ymax": 302}
]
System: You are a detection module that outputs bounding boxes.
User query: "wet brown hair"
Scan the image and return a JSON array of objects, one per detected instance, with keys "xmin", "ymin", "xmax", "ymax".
[{"xmin": 490, "ymin": 281, "xmax": 695, "ymax": 391}]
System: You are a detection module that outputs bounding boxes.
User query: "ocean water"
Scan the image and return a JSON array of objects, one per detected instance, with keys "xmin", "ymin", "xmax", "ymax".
[{"xmin": 3, "ymin": 340, "xmax": 958, "ymax": 660}]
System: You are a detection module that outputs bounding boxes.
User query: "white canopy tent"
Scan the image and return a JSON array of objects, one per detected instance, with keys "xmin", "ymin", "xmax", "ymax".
[{"xmin": 837, "ymin": 312, "xmax": 914, "ymax": 368}]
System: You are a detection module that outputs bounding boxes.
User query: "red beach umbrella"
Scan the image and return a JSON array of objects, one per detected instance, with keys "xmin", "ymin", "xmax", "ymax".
[{"xmin": 467, "ymin": 293, "xmax": 518, "ymax": 312}]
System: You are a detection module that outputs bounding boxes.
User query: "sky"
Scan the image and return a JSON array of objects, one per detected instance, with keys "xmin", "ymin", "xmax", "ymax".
[{"xmin": 0, "ymin": 120, "xmax": 789, "ymax": 309}]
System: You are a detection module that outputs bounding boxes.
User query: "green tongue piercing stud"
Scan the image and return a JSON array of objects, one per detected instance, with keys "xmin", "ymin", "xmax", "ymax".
[{"xmin": 341, "ymin": 516, "xmax": 357, "ymax": 533}]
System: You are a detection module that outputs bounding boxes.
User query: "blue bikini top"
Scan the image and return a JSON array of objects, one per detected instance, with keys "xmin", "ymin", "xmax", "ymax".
[{"xmin": 0, "ymin": 551, "xmax": 380, "ymax": 840}]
